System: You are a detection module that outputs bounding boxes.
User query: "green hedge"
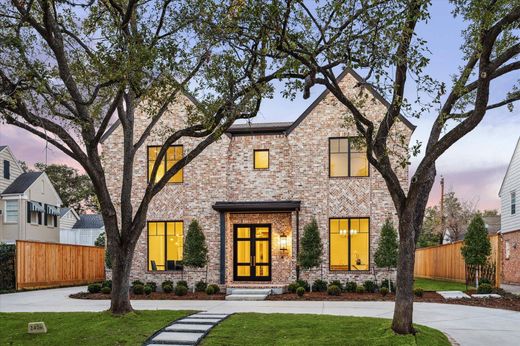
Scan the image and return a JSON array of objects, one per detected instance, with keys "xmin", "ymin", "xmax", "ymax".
[{"xmin": 0, "ymin": 244, "xmax": 16, "ymax": 291}]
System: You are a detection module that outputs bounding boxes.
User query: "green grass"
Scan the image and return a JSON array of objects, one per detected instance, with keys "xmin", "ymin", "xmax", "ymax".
[
  {"xmin": 414, "ymin": 278, "xmax": 473, "ymax": 291},
  {"xmin": 203, "ymin": 313, "xmax": 450, "ymax": 346},
  {"xmin": 0, "ymin": 310, "xmax": 192, "ymax": 345}
]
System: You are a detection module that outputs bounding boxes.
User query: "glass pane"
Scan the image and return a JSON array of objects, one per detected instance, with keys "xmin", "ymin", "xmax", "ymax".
[
  {"xmin": 255, "ymin": 227, "xmax": 269, "ymax": 238},
  {"xmin": 148, "ymin": 223, "xmax": 165, "ymax": 271},
  {"xmin": 255, "ymin": 240, "xmax": 269, "ymax": 264},
  {"xmin": 237, "ymin": 266, "xmax": 250, "ymax": 277},
  {"xmin": 339, "ymin": 138, "xmax": 348, "ymax": 152},
  {"xmin": 330, "ymin": 153, "xmax": 348, "ymax": 177},
  {"xmin": 237, "ymin": 227, "xmax": 250, "ymax": 238},
  {"xmin": 255, "ymin": 265, "xmax": 269, "ymax": 277},
  {"xmin": 148, "ymin": 147, "xmax": 158, "ymax": 160},
  {"xmin": 175, "ymin": 146, "xmax": 183, "ymax": 159},
  {"xmin": 351, "ymin": 152, "xmax": 369, "ymax": 177},
  {"xmin": 166, "ymin": 221, "xmax": 183, "ymax": 261},
  {"xmin": 237, "ymin": 241, "xmax": 250, "ymax": 263},
  {"xmin": 166, "ymin": 146, "xmax": 183, "ymax": 183},
  {"xmin": 350, "ymin": 218, "xmax": 369, "ymax": 271},
  {"xmin": 330, "ymin": 219, "xmax": 348, "ymax": 270},
  {"xmin": 166, "ymin": 147, "xmax": 176, "ymax": 161},
  {"xmin": 254, "ymin": 150, "xmax": 269, "ymax": 169},
  {"xmin": 330, "ymin": 139, "xmax": 339, "ymax": 153}
]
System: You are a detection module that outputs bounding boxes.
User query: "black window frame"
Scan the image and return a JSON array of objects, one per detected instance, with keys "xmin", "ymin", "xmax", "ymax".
[
  {"xmin": 3, "ymin": 160, "xmax": 10, "ymax": 180},
  {"xmin": 512, "ymin": 191, "xmax": 516, "ymax": 215},
  {"xmin": 253, "ymin": 149, "xmax": 270, "ymax": 170},
  {"xmin": 147, "ymin": 220, "xmax": 184, "ymax": 272},
  {"xmin": 146, "ymin": 145, "xmax": 184, "ymax": 184},
  {"xmin": 329, "ymin": 217, "xmax": 371, "ymax": 272},
  {"xmin": 328, "ymin": 137, "xmax": 369, "ymax": 177}
]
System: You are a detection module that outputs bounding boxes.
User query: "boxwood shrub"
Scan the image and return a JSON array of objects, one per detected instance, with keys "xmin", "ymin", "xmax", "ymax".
[
  {"xmin": 312, "ymin": 279, "xmax": 328, "ymax": 292},
  {"xmin": 88, "ymin": 283, "xmax": 101, "ymax": 293},
  {"xmin": 195, "ymin": 281, "xmax": 208, "ymax": 292},
  {"xmin": 477, "ymin": 283, "xmax": 493, "ymax": 294},
  {"xmin": 162, "ymin": 284, "xmax": 173, "ymax": 294},
  {"xmin": 327, "ymin": 284, "xmax": 341, "ymax": 296},
  {"xmin": 101, "ymin": 286, "xmax": 111, "ymax": 294},
  {"xmin": 133, "ymin": 284, "xmax": 145, "ymax": 295},
  {"xmin": 175, "ymin": 284, "xmax": 188, "ymax": 296},
  {"xmin": 296, "ymin": 286, "xmax": 305, "ymax": 297},
  {"xmin": 344, "ymin": 281, "xmax": 357, "ymax": 293},
  {"xmin": 144, "ymin": 285, "xmax": 153, "ymax": 295}
]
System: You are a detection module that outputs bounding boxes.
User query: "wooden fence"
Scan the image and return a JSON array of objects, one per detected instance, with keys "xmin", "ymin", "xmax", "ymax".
[
  {"xmin": 16, "ymin": 240, "xmax": 105, "ymax": 290},
  {"xmin": 414, "ymin": 235, "xmax": 501, "ymax": 285}
]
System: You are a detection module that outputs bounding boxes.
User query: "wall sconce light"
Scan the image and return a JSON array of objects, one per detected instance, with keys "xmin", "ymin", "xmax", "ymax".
[{"xmin": 280, "ymin": 233, "xmax": 288, "ymax": 253}]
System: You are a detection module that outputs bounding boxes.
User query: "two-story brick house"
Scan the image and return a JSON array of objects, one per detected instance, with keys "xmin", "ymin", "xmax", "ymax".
[{"xmin": 101, "ymin": 69, "xmax": 414, "ymax": 290}]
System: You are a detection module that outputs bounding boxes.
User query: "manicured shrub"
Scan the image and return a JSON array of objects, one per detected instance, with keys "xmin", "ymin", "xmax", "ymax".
[
  {"xmin": 133, "ymin": 284, "xmax": 145, "ymax": 295},
  {"xmin": 312, "ymin": 279, "xmax": 328, "ymax": 292},
  {"xmin": 146, "ymin": 282, "xmax": 157, "ymax": 292},
  {"xmin": 414, "ymin": 288, "xmax": 424, "ymax": 297},
  {"xmin": 175, "ymin": 284, "xmax": 188, "ymax": 296},
  {"xmin": 88, "ymin": 283, "xmax": 101, "ymax": 293},
  {"xmin": 380, "ymin": 287, "xmax": 389, "ymax": 297},
  {"xmin": 356, "ymin": 286, "xmax": 366, "ymax": 294},
  {"xmin": 132, "ymin": 280, "xmax": 144, "ymax": 287},
  {"xmin": 296, "ymin": 287, "xmax": 305, "ymax": 297},
  {"xmin": 101, "ymin": 280, "xmax": 112, "ymax": 288},
  {"xmin": 344, "ymin": 281, "xmax": 357, "ymax": 293},
  {"xmin": 206, "ymin": 285, "xmax": 215, "ymax": 295},
  {"xmin": 161, "ymin": 280, "xmax": 174, "ymax": 290},
  {"xmin": 363, "ymin": 280, "xmax": 377, "ymax": 293},
  {"xmin": 288, "ymin": 282, "xmax": 299, "ymax": 293},
  {"xmin": 327, "ymin": 284, "xmax": 341, "ymax": 296},
  {"xmin": 380, "ymin": 279, "xmax": 395, "ymax": 292},
  {"xmin": 298, "ymin": 218, "xmax": 323, "ymax": 271},
  {"xmin": 177, "ymin": 280, "xmax": 188, "ymax": 288},
  {"xmin": 209, "ymin": 284, "xmax": 220, "ymax": 294},
  {"xmin": 144, "ymin": 285, "xmax": 153, "ymax": 295},
  {"xmin": 479, "ymin": 278, "xmax": 491, "ymax": 285},
  {"xmin": 296, "ymin": 280, "xmax": 310, "ymax": 292},
  {"xmin": 162, "ymin": 284, "xmax": 173, "ymax": 294},
  {"xmin": 101, "ymin": 286, "xmax": 111, "ymax": 294},
  {"xmin": 195, "ymin": 281, "xmax": 208, "ymax": 292},
  {"xmin": 329, "ymin": 280, "xmax": 343, "ymax": 290},
  {"xmin": 477, "ymin": 283, "xmax": 493, "ymax": 294}
]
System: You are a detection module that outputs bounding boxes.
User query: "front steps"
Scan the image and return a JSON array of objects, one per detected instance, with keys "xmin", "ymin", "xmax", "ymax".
[{"xmin": 225, "ymin": 288, "xmax": 271, "ymax": 301}]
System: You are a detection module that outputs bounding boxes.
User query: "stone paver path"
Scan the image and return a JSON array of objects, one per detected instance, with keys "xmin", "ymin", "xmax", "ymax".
[
  {"xmin": 437, "ymin": 290, "xmax": 471, "ymax": 299},
  {"xmin": 145, "ymin": 312, "xmax": 231, "ymax": 345}
]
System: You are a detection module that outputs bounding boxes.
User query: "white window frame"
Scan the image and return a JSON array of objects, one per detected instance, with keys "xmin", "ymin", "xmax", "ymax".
[{"xmin": 4, "ymin": 200, "xmax": 19, "ymax": 223}]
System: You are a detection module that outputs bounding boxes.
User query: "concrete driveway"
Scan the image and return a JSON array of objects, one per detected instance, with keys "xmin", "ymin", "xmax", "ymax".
[{"xmin": 1, "ymin": 286, "xmax": 520, "ymax": 346}]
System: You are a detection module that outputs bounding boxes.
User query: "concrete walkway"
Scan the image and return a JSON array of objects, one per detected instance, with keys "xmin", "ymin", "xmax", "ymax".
[{"xmin": 2, "ymin": 286, "xmax": 520, "ymax": 346}]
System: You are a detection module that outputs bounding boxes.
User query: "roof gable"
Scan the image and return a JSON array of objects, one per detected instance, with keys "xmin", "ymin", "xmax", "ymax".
[
  {"xmin": 2, "ymin": 172, "xmax": 43, "ymax": 194},
  {"xmin": 73, "ymin": 214, "xmax": 104, "ymax": 229},
  {"xmin": 499, "ymin": 136, "xmax": 520, "ymax": 196},
  {"xmin": 0, "ymin": 145, "xmax": 26, "ymax": 174}
]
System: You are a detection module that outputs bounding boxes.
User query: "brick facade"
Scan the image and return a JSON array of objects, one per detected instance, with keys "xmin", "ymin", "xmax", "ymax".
[
  {"xmin": 102, "ymin": 71, "xmax": 412, "ymax": 289},
  {"xmin": 502, "ymin": 230, "xmax": 520, "ymax": 285}
]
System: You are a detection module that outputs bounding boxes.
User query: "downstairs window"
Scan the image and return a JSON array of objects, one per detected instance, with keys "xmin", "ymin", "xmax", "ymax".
[
  {"xmin": 330, "ymin": 218, "xmax": 370, "ymax": 271},
  {"xmin": 148, "ymin": 221, "xmax": 184, "ymax": 271}
]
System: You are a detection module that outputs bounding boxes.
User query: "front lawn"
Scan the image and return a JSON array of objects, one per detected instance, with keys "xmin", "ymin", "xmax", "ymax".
[
  {"xmin": 203, "ymin": 313, "xmax": 450, "ymax": 346},
  {"xmin": 0, "ymin": 310, "xmax": 191, "ymax": 345},
  {"xmin": 414, "ymin": 278, "xmax": 472, "ymax": 291}
]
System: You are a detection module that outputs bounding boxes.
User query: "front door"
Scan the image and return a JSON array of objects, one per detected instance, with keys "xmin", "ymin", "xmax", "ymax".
[{"xmin": 233, "ymin": 224, "xmax": 271, "ymax": 281}]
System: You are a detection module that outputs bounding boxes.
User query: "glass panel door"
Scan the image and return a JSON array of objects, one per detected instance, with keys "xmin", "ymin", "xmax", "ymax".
[{"xmin": 233, "ymin": 224, "xmax": 271, "ymax": 281}]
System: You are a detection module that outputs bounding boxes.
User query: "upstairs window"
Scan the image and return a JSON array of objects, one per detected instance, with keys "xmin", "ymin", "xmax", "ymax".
[
  {"xmin": 148, "ymin": 221, "xmax": 184, "ymax": 271},
  {"xmin": 512, "ymin": 191, "xmax": 516, "ymax": 215},
  {"xmin": 148, "ymin": 146, "xmax": 183, "ymax": 183},
  {"xmin": 254, "ymin": 149, "xmax": 269, "ymax": 169},
  {"xmin": 329, "ymin": 138, "xmax": 369, "ymax": 177},
  {"xmin": 3, "ymin": 160, "xmax": 10, "ymax": 179},
  {"xmin": 5, "ymin": 200, "xmax": 18, "ymax": 223}
]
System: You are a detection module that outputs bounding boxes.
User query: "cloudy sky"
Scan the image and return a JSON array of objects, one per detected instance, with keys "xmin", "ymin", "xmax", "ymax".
[{"xmin": 1, "ymin": 1, "xmax": 519, "ymax": 211}]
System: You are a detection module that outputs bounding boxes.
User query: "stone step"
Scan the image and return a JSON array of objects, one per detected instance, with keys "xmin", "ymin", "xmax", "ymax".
[
  {"xmin": 151, "ymin": 331, "xmax": 204, "ymax": 345},
  {"xmin": 191, "ymin": 313, "xmax": 229, "ymax": 319},
  {"xmin": 225, "ymin": 293, "xmax": 269, "ymax": 301},
  {"xmin": 227, "ymin": 288, "xmax": 271, "ymax": 295},
  {"xmin": 165, "ymin": 324, "xmax": 214, "ymax": 332},
  {"xmin": 176, "ymin": 318, "xmax": 222, "ymax": 324}
]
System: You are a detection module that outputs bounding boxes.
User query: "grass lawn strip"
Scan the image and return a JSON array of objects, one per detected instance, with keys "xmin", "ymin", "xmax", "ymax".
[
  {"xmin": 0, "ymin": 310, "xmax": 192, "ymax": 345},
  {"xmin": 413, "ymin": 278, "xmax": 473, "ymax": 291},
  {"xmin": 202, "ymin": 313, "xmax": 450, "ymax": 346}
]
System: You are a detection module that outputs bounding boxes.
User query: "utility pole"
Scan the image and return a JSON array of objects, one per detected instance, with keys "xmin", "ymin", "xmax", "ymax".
[{"xmin": 440, "ymin": 176, "xmax": 445, "ymax": 243}]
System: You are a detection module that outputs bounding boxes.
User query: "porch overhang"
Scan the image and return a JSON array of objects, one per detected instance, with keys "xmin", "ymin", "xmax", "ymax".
[{"xmin": 212, "ymin": 200, "xmax": 301, "ymax": 213}]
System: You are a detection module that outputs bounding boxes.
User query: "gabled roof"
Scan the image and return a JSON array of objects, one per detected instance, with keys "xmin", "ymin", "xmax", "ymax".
[
  {"xmin": 1, "ymin": 172, "xmax": 43, "ymax": 194},
  {"xmin": 73, "ymin": 214, "xmax": 104, "ymax": 229},
  {"xmin": 499, "ymin": 136, "xmax": 520, "ymax": 196},
  {"xmin": 60, "ymin": 207, "xmax": 80, "ymax": 220},
  {"xmin": 0, "ymin": 145, "xmax": 26, "ymax": 174},
  {"xmin": 99, "ymin": 68, "xmax": 415, "ymax": 143},
  {"xmin": 0, "ymin": 145, "xmax": 6, "ymax": 152}
]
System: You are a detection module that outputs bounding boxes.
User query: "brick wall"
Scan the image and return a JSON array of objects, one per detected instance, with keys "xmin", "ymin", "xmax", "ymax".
[{"xmin": 502, "ymin": 230, "xmax": 520, "ymax": 285}]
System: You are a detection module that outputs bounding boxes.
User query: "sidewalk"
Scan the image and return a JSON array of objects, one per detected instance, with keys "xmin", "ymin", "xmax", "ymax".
[{"xmin": 2, "ymin": 286, "xmax": 520, "ymax": 346}]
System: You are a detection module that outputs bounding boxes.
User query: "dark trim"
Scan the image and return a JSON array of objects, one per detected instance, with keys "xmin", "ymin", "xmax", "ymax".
[
  {"xmin": 146, "ymin": 145, "xmax": 184, "ymax": 184},
  {"xmin": 3, "ymin": 160, "xmax": 10, "ymax": 180},
  {"xmin": 328, "ymin": 217, "xmax": 371, "ymax": 272},
  {"xmin": 146, "ymin": 220, "xmax": 184, "ymax": 272},
  {"xmin": 295, "ymin": 210, "xmax": 300, "ymax": 280},
  {"xmin": 219, "ymin": 212, "xmax": 226, "ymax": 284},
  {"xmin": 328, "ymin": 137, "xmax": 370, "ymax": 178},
  {"xmin": 213, "ymin": 200, "xmax": 301, "ymax": 213},
  {"xmin": 253, "ymin": 149, "xmax": 269, "ymax": 170},
  {"xmin": 227, "ymin": 123, "xmax": 292, "ymax": 136},
  {"xmin": 233, "ymin": 224, "xmax": 272, "ymax": 282},
  {"xmin": 286, "ymin": 68, "xmax": 415, "ymax": 134}
]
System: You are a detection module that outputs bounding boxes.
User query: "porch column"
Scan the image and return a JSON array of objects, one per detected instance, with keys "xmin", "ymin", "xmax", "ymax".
[{"xmin": 219, "ymin": 212, "xmax": 226, "ymax": 284}]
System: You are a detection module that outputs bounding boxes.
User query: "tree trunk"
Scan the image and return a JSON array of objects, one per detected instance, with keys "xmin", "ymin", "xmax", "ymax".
[
  {"xmin": 391, "ymin": 218, "xmax": 416, "ymax": 334},
  {"xmin": 109, "ymin": 246, "xmax": 135, "ymax": 314}
]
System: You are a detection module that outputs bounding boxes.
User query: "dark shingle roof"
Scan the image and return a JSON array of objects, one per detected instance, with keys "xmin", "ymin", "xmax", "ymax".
[
  {"xmin": 73, "ymin": 214, "xmax": 104, "ymax": 229},
  {"xmin": 2, "ymin": 172, "xmax": 43, "ymax": 194},
  {"xmin": 60, "ymin": 207, "xmax": 71, "ymax": 217},
  {"xmin": 226, "ymin": 122, "xmax": 293, "ymax": 135},
  {"xmin": 0, "ymin": 145, "xmax": 6, "ymax": 152}
]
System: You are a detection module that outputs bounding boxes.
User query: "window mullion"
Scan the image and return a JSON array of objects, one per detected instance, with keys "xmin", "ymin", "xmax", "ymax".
[{"xmin": 347, "ymin": 218, "xmax": 351, "ymax": 271}]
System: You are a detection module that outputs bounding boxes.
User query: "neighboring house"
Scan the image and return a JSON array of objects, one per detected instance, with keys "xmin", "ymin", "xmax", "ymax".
[
  {"xmin": 59, "ymin": 207, "xmax": 80, "ymax": 243},
  {"xmin": 499, "ymin": 137, "xmax": 520, "ymax": 286},
  {"xmin": 442, "ymin": 215, "xmax": 501, "ymax": 243},
  {"xmin": 101, "ymin": 69, "xmax": 414, "ymax": 288},
  {"xmin": 0, "ymin": 146, "xmax": 62, "ymax": 243},
  {"xmin": 60, "ymin": 214, "xmax": 104, "ymax": 246}
]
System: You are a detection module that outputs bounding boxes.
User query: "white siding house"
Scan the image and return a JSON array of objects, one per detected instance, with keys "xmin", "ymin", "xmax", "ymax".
[
  {"xmin": 500, "ymin": 137, "xmax": 520, "ymax": 233},
  {"xmin": 60, "ymin": 214, "xmax": 104, "ymax": 246}
]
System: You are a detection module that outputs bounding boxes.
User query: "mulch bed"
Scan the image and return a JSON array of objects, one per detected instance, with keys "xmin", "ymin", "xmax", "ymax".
[
  {"xmin": 70, "ymin": 291, "xmax": 226, "ymax": 300},
  {"xmin": 267, "ymin": 291, "xmax": 520, "ymax": 312}
]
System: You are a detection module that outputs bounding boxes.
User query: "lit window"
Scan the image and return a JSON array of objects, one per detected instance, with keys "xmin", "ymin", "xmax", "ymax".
[
  {"xmin": 148, "ymin": 146, "xmax": 183, "ymax": 183},
  {"xmin": 5, "ymin": 200, "xmax": 18, "ymax": 223},
  {"xmin": 512, "ymin": 191, "xmax": 516, "ymax": 215},
  {"xmin": 148, "ymin": 221, "xmax": 184, "ymax": 271},
  {"xmin": 330, "ymin": 218, "xmax": 369, "ymax": 271},
  {"xmin": 329, "ymin": 138, "xmax": 368, "ymax": 177},
  {"xmin": 254, "ymin": 149, "xmax": 269, "ymax": 169}
]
